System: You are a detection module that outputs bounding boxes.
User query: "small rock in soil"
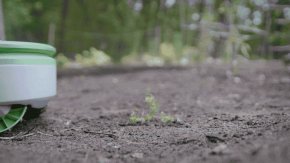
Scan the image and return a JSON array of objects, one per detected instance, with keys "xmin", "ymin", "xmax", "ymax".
[
  {"xmin": 230, "ymin": 115, "xmax": 240, "ymax": 121},
  {"xmin": 206, "ymin": 135, "xmax": 225, "ymax": 143},
  {"xmin": 210, "ymin": 143, "xmax": 230, "ymax": 155},
  {"xmin": 131, "ymin": 152, "xmax": 144, "ymax": 159}
]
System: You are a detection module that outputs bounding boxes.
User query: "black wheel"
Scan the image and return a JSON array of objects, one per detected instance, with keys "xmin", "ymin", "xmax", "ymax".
[{"xmin": 23, "ymin": 106, "xmax": 46, "ymax": 120}]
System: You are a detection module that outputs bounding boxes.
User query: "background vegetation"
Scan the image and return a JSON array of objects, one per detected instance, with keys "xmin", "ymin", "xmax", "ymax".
[{"xmin": 2, "ymin": 0, "xmax": 290, "ymax": 66}]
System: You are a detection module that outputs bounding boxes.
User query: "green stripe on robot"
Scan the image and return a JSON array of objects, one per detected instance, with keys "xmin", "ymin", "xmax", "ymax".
[
  {"xmin": 0, "ymin": 48, "xmax": 56, "ymax": 57},
  {"xmin": 0, "ymin": 59, "xmax": 55, "ymax": 65}
]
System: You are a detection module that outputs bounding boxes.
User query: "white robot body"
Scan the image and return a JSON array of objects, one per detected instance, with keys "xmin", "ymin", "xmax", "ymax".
[
  {"xmin": 0, "ymin": 59, "xmax": 56, "ymax": 108},
  {"xmin": 0, "ymin": 41, "xmax": 57, "ymax": 109}
]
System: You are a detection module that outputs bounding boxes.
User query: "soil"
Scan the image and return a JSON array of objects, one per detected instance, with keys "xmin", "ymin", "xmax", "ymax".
[{"xmin": 1, "ymin": 60, "xmax": 290, "ymax": 163}]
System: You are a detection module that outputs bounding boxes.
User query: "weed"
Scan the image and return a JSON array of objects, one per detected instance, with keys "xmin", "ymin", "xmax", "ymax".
[
  {"xmin": 144, "ymin": 92, "xmax": 159, "ymax": 121},
  {"xmin": 129, "ymin": 91, "xmax": 175, "ymax": 124},
  {"xmin": 160, "ymin": 112, "xmax": 175, "ymax": 123},
  {"xmin": 129, "ymin": 112, "xmax": 143, "ymax": 124}
]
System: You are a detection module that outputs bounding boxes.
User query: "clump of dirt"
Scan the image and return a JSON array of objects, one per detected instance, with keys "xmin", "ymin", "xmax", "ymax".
[{"xmin": 0, "ymin": 61, "xmax": 290, "ymax": 163}]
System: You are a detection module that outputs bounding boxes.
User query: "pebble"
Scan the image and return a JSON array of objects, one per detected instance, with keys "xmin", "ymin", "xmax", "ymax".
[
  {"xmin": 210, "ymin": 143, "xmax": 230, "ymax": 155},
  {"xmin": 131, "ymin": 152, "xmax": 144, "ymax": 159}
]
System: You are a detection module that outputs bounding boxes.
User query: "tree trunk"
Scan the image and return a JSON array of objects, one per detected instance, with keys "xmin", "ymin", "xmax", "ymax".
[
  {"xmin": 211, "ymin": 0, "xmax": 227, "ymax": 58},
  {"xmin": 59, "ymin": 0, "xmax": 69, "ymax": 53},
  {"xmin": 48, "ymin": 23, "xmax": 56, "ymax": 45},
  {"xmin": 0, "ymin": 0, "xmax": 5, "ymax": 40},
  {"xmin": 262, "ymin": 9, "xmax": 272, "ymax": 58},
  {"xmin": 178, "ymin": 0, "xmax": 186, "ymax": 44}
]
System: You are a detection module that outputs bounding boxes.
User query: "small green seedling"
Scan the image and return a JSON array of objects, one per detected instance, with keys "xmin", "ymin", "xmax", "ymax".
[
  {"xmin": 144, "ymin": 92, "xmax": 159, "ymax": 121},
  {"xmin": 129, "ymin": 90, "xmax": 175, "ymax": 124},
  {"xmin": 160, "ymin": 112, "xmax": 175, "ymax": 123},
  {"xmin": 129, "ymin": 112, "xmax": 143, "ymax": 124}
]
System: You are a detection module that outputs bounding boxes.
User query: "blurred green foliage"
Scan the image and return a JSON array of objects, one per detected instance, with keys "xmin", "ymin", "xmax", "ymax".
[
  {"xmin": 75, "ymin": 48, "xmax": 111, "ymax": 66},
  {"xmin": 3, "ymin": 0, "xmax": 290, "ymax": 65}
]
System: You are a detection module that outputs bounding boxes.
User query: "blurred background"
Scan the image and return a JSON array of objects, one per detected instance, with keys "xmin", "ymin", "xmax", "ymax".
[{"xmin": 1, "ymin": 0, "xmax": 290, "ymax": 67}]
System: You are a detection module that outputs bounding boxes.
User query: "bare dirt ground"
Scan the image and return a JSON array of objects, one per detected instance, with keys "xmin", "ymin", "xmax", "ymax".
[{"xmin": 0, "ymin": 60, "xmax": 290, "ymax": 163}]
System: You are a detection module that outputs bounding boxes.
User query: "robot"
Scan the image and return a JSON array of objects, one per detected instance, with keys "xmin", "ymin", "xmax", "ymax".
[{"xmin": 0, "ymin": 41, "xmax": 56, "ymax": 133}]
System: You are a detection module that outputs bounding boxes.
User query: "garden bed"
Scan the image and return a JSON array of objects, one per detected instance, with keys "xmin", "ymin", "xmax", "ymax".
[{"xmin": 0, "ymin": 60, "xmax": 290, "ymax": 163}]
